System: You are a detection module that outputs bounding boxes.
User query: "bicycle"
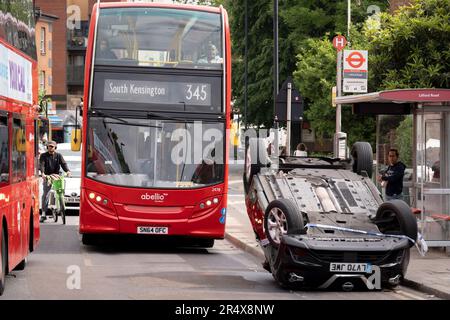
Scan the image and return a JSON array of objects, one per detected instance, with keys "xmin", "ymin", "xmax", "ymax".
[{"xmin": 44, "ymin": 174, "xmax": 66, "ymax": 225}]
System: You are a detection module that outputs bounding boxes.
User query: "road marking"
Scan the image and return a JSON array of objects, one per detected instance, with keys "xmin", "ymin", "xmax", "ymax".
[
  {"xmin": 228, "ymin": 200, "xmax": 246, "ymax": 205},
  {"xmin": 228, "ymin": 180, "xmax": 242, "ymax": 185},
  {"xmin": 393, "ymin": 289, "xmax": 426, "ymax": 300},
  {"xmin": 84, "ymin": 257, "xmax": 93, "ymax": 267}
]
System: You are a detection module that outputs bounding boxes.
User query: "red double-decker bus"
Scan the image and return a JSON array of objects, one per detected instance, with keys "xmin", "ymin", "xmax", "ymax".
[
  {"xmin": 0, "ymin": 1, "xmax": 40, "ymax": 295},
  {"xmin": 76, "ymin": 2, "xmax": 231, "ymax": 247}
]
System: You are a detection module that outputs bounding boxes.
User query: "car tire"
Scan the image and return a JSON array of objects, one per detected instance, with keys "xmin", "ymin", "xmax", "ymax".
[
  {"xmin": 351, "ymin": 142, "xmax": 373, "ymax": 178},
  {"xmin": 264, "ymin": 199, "xmax": 304, "ymax": 248},
  {"xmin": 375, "ymin": 200, "xmax": 417, "ymax": 247},
  {"xmin": 0, "ymin": 227, "xmax": 7, "ymax": 296},
  {"xmin": 243, "ymin": 138, "xmax": 270, "ymax": 194}
]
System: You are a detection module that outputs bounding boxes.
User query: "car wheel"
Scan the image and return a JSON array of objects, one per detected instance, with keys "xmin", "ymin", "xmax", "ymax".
[
  {"xmin": 264, "ymin": 199, "xmax": 304, "ymax": 247},
  {"xmin": 243, "ymin": 138, "xmax": 270, "ymax": 194},
  {"xmin": 375, "ymin": 200, "xmax": 417, "ymax": 247},
  {"xmin": 0, "ymin": 227, "xmax": 7, "ymax": 296},
  {"xmin": 351, "ymin": 142, "xmax": 373, "ymax": 178}
]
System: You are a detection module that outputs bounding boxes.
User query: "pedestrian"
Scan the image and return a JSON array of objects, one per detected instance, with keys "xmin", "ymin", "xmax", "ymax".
[
  {"xmin": 431, "ymin": 159, "xmax": 440, "ymax": 182},
  {"xmin": 294, "ymin": 143, "xmax": 308, "ymax": 157},
  {"xmin": 39, "ymin": 141, "xmax": 71, "ymax": 222},
  {"xmin": 377, "ymin": 148, "xmax": 406, "ymax": 201}
]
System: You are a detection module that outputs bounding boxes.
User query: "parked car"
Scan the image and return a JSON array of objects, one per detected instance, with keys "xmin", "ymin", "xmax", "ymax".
[
  {"xmin": 58, "ymin": 143, "xmax": 82, "ymax": 212},
  {"xmin": 243, "ymin": 139, "xmax": 417, "ymax": 291}
]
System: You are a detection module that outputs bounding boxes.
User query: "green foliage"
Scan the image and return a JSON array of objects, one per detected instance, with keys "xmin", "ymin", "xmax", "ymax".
[
  {"xmin": 394, "ymin": 116, "xmax": 413, "ymax": 167},
  {"xmin": 368, "ymin": 0, "xmax": 450, "ymax": 89},
  {"xmin": 227, "ymin": 0, "xmax": 386, "ymax": 130},
  {"xmin": 294, "ymin": 36, "xmax": 375, "ymax": 146}
]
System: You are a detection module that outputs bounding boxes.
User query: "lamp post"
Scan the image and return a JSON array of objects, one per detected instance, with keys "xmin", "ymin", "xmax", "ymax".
[{"xmin": 273, "ymin": 0, "xmax": 279, "ymax": 118}]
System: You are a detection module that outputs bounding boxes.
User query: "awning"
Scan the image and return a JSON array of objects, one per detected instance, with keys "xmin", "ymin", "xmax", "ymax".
[{"xmin": 335, "ymin": 89, "xmax": 450, "ymax": 115}]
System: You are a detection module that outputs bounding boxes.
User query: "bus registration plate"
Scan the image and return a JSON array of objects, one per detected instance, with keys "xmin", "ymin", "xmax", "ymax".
[{"xmin": 137, "ymin": 226, "xmax": 168, "ymax": 235}]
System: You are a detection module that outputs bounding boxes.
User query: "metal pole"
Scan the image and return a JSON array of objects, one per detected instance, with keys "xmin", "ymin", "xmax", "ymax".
[
  {"xmin": 244, "ymin": 0, "xmax": 248, "ymax": 129},
  {"xmin": 334, "ymin": 50, "xmax": 343, "ymax": 158},
  {"xmin": 273, "ymin": 0, "xmax": 279, "ymax": 117},
  {"xmin": 286, "ymin": 82, "xmax": 292, "ymax": 156},
  {"xmin": 336, "ymin": 50, "xmax": 342, "ymax": 134},
  {"xmin": 347, "ymin": 0, "xmax": 351, "ymax": 43}
]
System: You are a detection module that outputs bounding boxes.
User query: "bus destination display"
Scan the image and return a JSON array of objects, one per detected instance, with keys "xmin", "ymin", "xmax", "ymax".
[{"xmin": 103, "ymin": 79, "xmax": 211, "ymax": 106}]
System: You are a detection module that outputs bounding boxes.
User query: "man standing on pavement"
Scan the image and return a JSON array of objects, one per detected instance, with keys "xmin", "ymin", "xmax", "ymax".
[
  {"xmin": 39, "ymin": 141, "xmax": 71, "ymax": 222},
  {"xmin": 378, "ymin": 148, "xmax": 406, "ymax": 201}
]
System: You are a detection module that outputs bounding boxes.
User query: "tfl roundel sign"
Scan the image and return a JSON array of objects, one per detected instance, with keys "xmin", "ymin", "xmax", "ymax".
[{"xmin": 343, "ymin": 50, "xmax": 368, "ymax": 93}]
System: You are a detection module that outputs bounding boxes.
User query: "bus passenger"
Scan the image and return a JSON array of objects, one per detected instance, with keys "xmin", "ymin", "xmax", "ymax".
[
  {"xmin": 198, "ymin": 43, "xmax": 223, "ymax": 64},
  {"xmin": 97, "ymin": 39, "xmax": 117, "ymax": 60}
]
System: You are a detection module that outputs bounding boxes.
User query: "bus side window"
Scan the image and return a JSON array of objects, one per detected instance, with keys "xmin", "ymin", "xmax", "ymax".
[{"xmin": 0, "ymin": 114, "xmax": 9, "ymax": 185}]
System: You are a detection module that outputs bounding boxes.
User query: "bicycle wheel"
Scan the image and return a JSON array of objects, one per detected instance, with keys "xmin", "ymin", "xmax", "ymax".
[
  {"xmin": 58, "ymin": 194, "xmax": 66, "ymax": 225},
  {"xmin": 52, "ymin": 209, "xmax": 58, "ymax": 223},
  {"xmin": 61, "ymin": 207, "xmax": 66, "ymax": 225}
]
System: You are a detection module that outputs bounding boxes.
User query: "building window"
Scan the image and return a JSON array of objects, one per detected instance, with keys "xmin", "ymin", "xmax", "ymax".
[
  {"xmin": 39, "ymin": 71, "xmax": 46, "ymax": 91},
  {"xmin": 40, "ymin": 27, "xmax": 46, "ymax": 54}
]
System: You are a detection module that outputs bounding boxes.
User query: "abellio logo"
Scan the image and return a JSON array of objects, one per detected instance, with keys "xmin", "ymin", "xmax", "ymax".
[{"xmin": 141, "ymin": 193, "xmax": 167, "ymax": 202}]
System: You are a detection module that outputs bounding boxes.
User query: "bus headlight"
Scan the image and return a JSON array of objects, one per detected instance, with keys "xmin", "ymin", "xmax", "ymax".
[
  {"xmin": 192, "ymin": 196, "xmax": 222, "ymax": 219},
  {"xmin": 85, "ymin": 189, "xmax": 116, "ymax": 215}
]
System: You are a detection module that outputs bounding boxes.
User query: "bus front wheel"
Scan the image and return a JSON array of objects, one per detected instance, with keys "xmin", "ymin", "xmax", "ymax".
[{"xmin": 81, "ymin": 234, "xmax": 98, "ymax": 246}]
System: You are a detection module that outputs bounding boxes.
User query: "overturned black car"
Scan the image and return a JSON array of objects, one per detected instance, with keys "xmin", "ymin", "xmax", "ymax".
[{"xmin": 243, "ymin": 138, "xmax": 418, "ymax": 290}]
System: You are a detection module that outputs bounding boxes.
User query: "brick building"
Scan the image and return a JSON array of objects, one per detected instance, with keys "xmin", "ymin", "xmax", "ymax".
[
  {"xmin": 390, "ymin": 0, "xmax": 412, "ymax": 12},
  {"xmin": 34, "ymin": 0, "xmax": 121, "ymax": 142},
  {"xmin": 35, "ymin": 10, "xmax": 58, "ymax": 115}
]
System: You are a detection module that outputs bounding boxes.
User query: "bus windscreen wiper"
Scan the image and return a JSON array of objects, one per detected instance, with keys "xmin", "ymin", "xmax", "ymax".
[{"xmin": 90, "ymin": 109, "xmax": 129, "ymax": 124}]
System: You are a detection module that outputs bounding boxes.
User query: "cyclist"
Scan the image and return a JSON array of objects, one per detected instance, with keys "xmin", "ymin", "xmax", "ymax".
[{"xmin": 39, "ymin": 140, "xmax": 71, "ymax": 222}]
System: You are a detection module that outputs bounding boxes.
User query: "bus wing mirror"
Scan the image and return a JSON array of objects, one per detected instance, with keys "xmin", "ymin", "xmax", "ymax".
[{"xmin": 71, "ymin": 128, "xmax": 82, "ymax": 151}]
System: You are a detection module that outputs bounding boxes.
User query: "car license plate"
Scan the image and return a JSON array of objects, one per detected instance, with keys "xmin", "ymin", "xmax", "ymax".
[
  {"xmin": 65, "ymin": 197, "xmax": 78, "ymax": 203},
  {"xmin": 137, "ymin": 226, "xmax": 168, "ymax": 235},
  {"xmin": 329, "ymin": 263, "xmax": 372, "ymax": 273}
]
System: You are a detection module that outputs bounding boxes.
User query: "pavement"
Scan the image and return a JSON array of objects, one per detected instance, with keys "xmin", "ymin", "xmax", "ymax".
[{"xmin": 225, "ymin": 169, "xmax": 450, "ymax": 299}]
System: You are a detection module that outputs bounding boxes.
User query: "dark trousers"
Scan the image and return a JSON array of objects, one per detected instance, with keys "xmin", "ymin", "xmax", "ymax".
[{"xmin": 41, "ymin": 180, "xmax": 52, "ymax": 214}]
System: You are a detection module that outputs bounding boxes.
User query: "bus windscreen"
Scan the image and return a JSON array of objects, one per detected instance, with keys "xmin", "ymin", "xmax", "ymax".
[{"xmin": 86, "ymin": 116, "xmax": 225, "ymax": 189}]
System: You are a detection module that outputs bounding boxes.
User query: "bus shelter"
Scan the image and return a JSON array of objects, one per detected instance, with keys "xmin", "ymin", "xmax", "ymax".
[{"xmin": 336, "ymin": 89, "xmax": 450, "ymax": 248}]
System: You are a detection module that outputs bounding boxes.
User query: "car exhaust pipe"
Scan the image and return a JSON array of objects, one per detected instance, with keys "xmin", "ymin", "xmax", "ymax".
[
  {"xmin": 388, "ymin": 274, "xmax": 401, "ymax": 286},
  {"xmin": 288, "ymin": 273, "xmax": 304, "ymax": 283},
  {"xmin": 342, "ymin": 282, "xmax": 354, "ymax": 292}
]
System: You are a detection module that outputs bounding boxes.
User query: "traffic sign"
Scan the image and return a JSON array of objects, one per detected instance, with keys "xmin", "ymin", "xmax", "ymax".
[
  {"xmin": 345, "ymin": 51, "xmax": 366, "ymax": 69},
  {"xmin": 332, "ymin": 35, "xmax": 347, "ymax": 52},
  {"xmin": 343, "ymin": 50, "xmax": 368, "ymax": 93}
]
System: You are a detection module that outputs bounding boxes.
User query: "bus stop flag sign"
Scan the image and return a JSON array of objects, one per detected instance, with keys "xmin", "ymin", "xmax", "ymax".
[{"xmin": 343, "ymin": 50, "xmax": 368, "ymax": 93}]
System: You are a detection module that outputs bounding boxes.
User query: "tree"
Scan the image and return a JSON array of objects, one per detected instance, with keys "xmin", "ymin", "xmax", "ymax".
[
  {"xmin": 227, "ymin": 0, "xmax": 387, "ymax": 128},
  {"xmin": 293, "ymin": 36, "xmax": 376, "ymax": 146},
  {"xmin": 394, "ymin": 116, "xmax": 413, "ymax": 167},
  {"xmin": 367, "ymin": 0, "xmax": 450, "ymax": 90}
]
